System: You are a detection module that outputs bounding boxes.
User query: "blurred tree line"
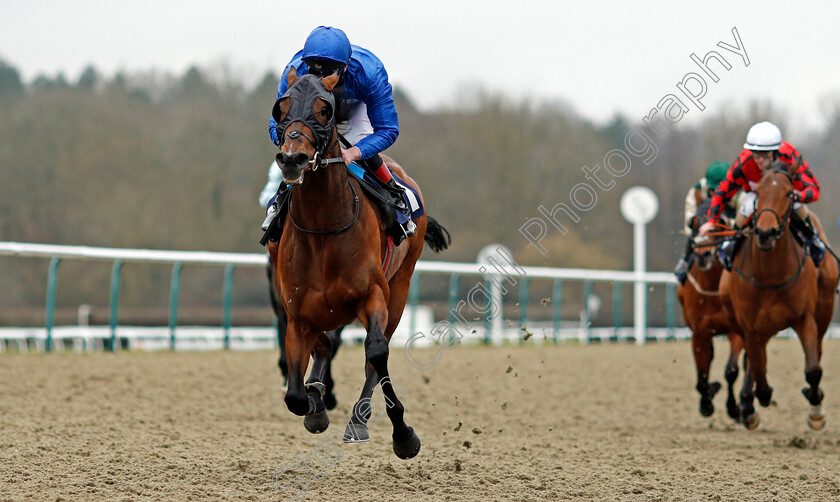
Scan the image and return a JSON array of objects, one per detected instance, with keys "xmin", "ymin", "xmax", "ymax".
[{"xmin": 1, "ymin": 60, "xmax": 839, "ymax": 325}]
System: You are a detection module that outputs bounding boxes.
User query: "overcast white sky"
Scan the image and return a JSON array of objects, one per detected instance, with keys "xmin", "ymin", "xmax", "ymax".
[{"xmin": 2, "ymin": 1, "xmax": 840, "ymax": 136}]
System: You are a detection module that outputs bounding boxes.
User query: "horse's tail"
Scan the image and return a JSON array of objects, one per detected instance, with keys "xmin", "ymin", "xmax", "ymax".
[{"xmin": 424, "ymin": 216, "xmax": 451, "ymax": 253}]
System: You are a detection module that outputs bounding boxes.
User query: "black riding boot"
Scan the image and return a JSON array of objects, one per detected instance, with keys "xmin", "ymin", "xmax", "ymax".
[
  {"xmin": 674, "ymin": 238, "xmax": 694, "ymax": 285},
  {"xmin": 382, "ymin": 177, "xmax": 416, "ymax": 242},
  {"xmin": 718, "ymin": 234, "xmax": 745, "ymax": 272},
  {"xmin": 360, "ymin": 156, "xmax": 416, "ymax": 245},
  {"xmin": 792, "ymin": 215, "xmax": 827, "ymax": 266}
]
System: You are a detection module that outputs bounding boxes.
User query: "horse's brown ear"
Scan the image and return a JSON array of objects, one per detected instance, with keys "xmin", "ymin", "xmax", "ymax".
[
  {"xmin": 321, "ymin": 72, "xmax": 340, "ymax": 91},
  {"xmin": 287, "ymin": 66, "xmax": 298, "ymax": 87}
]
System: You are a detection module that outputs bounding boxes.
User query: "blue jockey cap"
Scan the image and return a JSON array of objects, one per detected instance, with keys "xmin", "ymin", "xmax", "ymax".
[{"xmin": 301, "ymin": 26, "xmax": 351, "ymax": 65}]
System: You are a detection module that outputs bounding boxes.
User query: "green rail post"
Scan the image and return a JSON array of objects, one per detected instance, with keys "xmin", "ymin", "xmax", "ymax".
[
  {"xmin": 666, "ymin": 282, "xmax": 676, "ymax": 340},
  {"xmin": 407, "ymin": 271, "xmax": 422, "ymax": 337},
  {"xmin": 612, "ymin": 281, "xmax": 623, "ymax": 342},
  {"xmin": 552, "ymin": 279, "xmax": 563, "ymax": 343},
  {"xmin": 582, "ymin": 280, "xmax": 593, "ymax": 344},
  {"xmin": 45, "ymin": 257, "xmax": 61, "ymax": 353},
  {"xmin": 447, "ymin": 273, "xmax": 460, "ymax": 325},
  {"xmin": 169, "ymin": 262, "xmax": 183, "ymax": 351},
  {"xmin": 518, "ymin": 276, "xmax": 530, "ymax": 332},
  {"xmin": 109, "ymin": 260, "xmax": 123, "ymax": 352},
  {"xmin": 223, "ymin": 264, "xmax": 235, "ymax": 350}
]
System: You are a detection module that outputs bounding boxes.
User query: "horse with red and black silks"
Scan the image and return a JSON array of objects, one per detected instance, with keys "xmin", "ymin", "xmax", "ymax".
[{"xmin": 701, "ymin": 122, "xmax": 826, "ymax": 270}]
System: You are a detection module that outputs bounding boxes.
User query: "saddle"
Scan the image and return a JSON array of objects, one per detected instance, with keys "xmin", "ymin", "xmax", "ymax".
[{"xmin": 259, "ymin": 165, "xmax": 421, "ymax": 246}]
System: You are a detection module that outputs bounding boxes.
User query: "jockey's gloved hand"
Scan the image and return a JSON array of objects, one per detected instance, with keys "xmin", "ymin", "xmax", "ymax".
[{"xmin": 791, "ymin": 191, "xmax": 803, "ymax": 202}]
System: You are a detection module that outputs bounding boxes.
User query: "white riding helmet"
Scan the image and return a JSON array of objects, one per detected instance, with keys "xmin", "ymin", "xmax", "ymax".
[{"xmin": 743, "ymin": 121, "xmax": 782, "ymax": 151}]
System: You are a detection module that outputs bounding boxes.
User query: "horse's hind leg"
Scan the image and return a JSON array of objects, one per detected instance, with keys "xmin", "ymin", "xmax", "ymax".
[
  {"xmin": 322, "ymin": 328, "xmax": 343, "ymax": 410},
  {"xmin": 739, "ymin": 348, "xmax": 759, "ymax": 429},
  {"xmin": 724, "ymin": 333, "xmax": 743, "ymax": 422},
  {"xmin": 300, "ymin": 332, "xmax": 333, "ymax": 433},
  {"xmin": 796, "ymin": 315, "xmax": 826, "ymax": 430},
  {"xmin": 692, "ymin": 331, "xmax": 720, "ymax": 417},
  {"xmin": 359, "ymin": 289, "xmax": 420, "ymax": 459},
  {"xmin": 343, "ymin": 363, "xmax": 378, "ymax": 443}
]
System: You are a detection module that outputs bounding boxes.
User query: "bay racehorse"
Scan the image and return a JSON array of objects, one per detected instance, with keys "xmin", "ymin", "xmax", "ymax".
[
  {"xmin": 267, "ymin": 68, "xmax": 450, "ymax": 458},
  {"xmin": 719, "ymin": 163, "xmax": 838, "ymax": 430},
  {"xmin": 678, "ymin": 198, "xmax": 743, "ymax": 421}
]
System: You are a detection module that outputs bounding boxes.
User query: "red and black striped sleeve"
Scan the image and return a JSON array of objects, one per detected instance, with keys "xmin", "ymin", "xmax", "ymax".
[
  {"xmin": 793, "ymin": 161, "xmax": 819, "ymax": 202},
  {"xmin": 707, "ymin": 153, "xmax": 749, "ymax": 222},
  {"xmin": 781, "ymin": 144, "xmax": 820, "ymax": 203}
]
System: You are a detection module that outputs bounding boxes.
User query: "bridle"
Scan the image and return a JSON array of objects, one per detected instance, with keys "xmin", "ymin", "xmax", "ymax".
[
  {"xmin": 734, "ymin": 168, "xmax": 806, "ymax": 291},
  {"xmin": 283, "ymin": 128, "xmax": 345, "ymax": 173},
  {"xmin": 748, "ymin": 168, "xmax": 796, "ymax": 245},
  {"xmin": 278, "ymin": 76, "xmax": 359, "ymax": 234}
]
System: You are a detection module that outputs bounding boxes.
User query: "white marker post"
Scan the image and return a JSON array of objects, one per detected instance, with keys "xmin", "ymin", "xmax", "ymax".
[
  {"xmin": 478, "ymin": 244, "xmax": 512, "ymax": 345},
  {"xmin": 619, "ymin": 187, "xmax": 659, "ymax": 345}
]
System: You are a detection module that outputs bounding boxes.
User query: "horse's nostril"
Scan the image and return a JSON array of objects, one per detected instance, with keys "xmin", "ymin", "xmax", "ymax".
[{"xmin": 293, "ymin": 153, "xmax": 309, "ymax": 166}]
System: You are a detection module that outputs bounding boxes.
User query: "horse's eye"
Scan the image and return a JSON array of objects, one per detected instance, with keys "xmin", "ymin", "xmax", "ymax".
[{"xmin": 313, "ymin": 100, "xmax": 333, "ymax": 126}]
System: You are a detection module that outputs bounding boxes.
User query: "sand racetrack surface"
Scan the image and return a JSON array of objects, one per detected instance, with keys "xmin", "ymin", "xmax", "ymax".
[{"xmin": 2, "ymin": 338, "xmax": 840, "ymax": 501}]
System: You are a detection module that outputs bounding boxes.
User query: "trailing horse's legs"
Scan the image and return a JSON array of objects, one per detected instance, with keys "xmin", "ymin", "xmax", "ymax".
[
  {"xmin": 692, "ymin": 332, "xmax": 720, "ymax": 417},
  {"xmin": 739, "ymin": 349, "xmax": 759, "ymax": 430},
  {"xmin": 359, "ymin": 289, "xmax": 420, "ymax": 459},
  {"xmin": 283, "ymin": 319, "xmax": 319, "ymax": 417},
  {"xmin": 302, "ymin": 332, "xmax": 332, "ymax": 433},
  {"xmin": 724, "ymin": 333, "xmax": 743, "ymax": 422},
  {"xmin": 796, "ymin": 315, "xmax": 826, "ymax": 429}
]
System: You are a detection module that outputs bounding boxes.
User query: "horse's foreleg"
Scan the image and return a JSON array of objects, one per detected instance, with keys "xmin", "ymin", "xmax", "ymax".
[
  {"xmin": 359, "ymin": 289, "xmax": 420, "ymax": 459},
  {"xmin": 284, "ymin": 320, "xmax": 318, "ymax": 417},
  {"xmin": 267, "ymin": 261, "xmax": 289, "ymax": 385},
  {"xmin": 692, "ymin": 332, "xmax": 719, "ymax": 417},
  {"xmin": 301, "ymin": 332, "xmax": 332, "ymax": 433},
  {"xmin": 748, "ymin": 335, "xmax": 773, "ymax": 408},
  {"xmin": 725, "ymin": 333, "xmax": 743, "ymax": 422},
  {"xmin": 796, "ymin": 315, "xmax": 826, "ymax": 430}
]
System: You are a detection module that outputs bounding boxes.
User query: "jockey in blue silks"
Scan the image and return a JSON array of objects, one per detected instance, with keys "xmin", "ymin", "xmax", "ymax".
[{"xmin": 267, "ymin": 26, "xmax": 415, "ymax": 242}]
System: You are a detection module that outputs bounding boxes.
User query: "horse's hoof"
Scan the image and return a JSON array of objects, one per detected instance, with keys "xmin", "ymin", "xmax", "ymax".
[
  {"xmin": 303, "ymin": 410, "xmax": 330, "ymax": 434},
  {"xmin": 808, "ymin": 405, "xmax": 826, "ymax": 431},
  {"xmin": 743, "ymin": 413, "xmax": 760, "ymax": 430},
  {"xmin": 699, "ymin": 398, "xmax": 715, "ymax": 417},
  {"xmin": 726, "ymin": 402, "xmax": 741, "ymax": 423},
  {"xmin": 393, "ymin": 427, "xmax": 421, "ymax": 459},
  {"xmin": 343, "ymin": 422, "xmax": 369, "ymax": 443},
  {"xmin": 323, "ymin": 393, "xmax": 338, "ymax": 411}
]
